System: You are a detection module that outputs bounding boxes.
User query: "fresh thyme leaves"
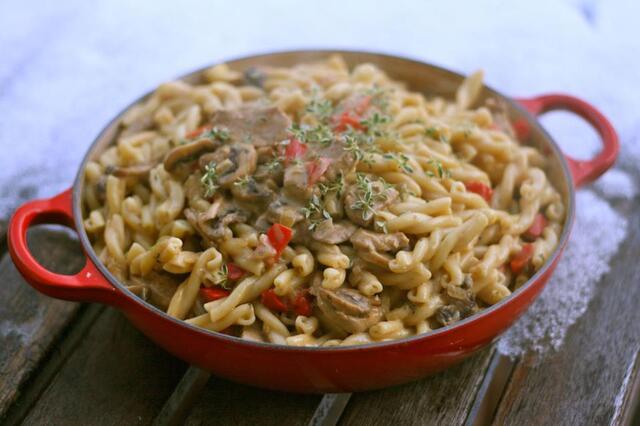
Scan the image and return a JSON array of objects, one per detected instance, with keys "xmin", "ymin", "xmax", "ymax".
[
  {"xmin": 427, "ymin": 159, "xmax": 451, "ymax": 179},
  {"xmin": 341, "ymin": 128, "xmax": 380, "ymax": 162},
  {"xmin": 206, "ymin": 126, "xmax": 230, "ymax": 142},
  {"xmin": 234, "ymin": 175, "xmax": 254, "ymax": 188},
  {"xmin": 212, "ymin": 263, "xmax": 232, "ymax": 290},
  {"xmin": 305, "ymin": 97, "xmax": 334, "ymax": 122},
  {"xmin": 319, "ymin": 173, "xmax": 345, "ymax": 197},
  {"xmin": 352, "ymin": 173, "xmax": 392, "ymax": 221},
  {"xmin": 201, "ymin": 161, "xmax": 219, "ymax": 197},
  {"xmin": 365, "ymin": 86, "xmax": 389, "ymax": 111},
  {"xmin": 383, "ymin": 153, "xmax": 414, "ymax": 173},
  {"xmin": 361, "ymin": 112, "xmax": 390, "ymax": 137},
  {"xmin": 265, "ymin": 156, "xmax": 282, "ymax": 172},
  {"xmin": 302, "ymin": 194, "xmax": 331, "ymax": 231},
  {"xmin": 289, "ymin": 123, "xmax": 334, "ymax": 147},
  {"xmin": 343, "ymin": 132, "xmax": 364, "ymax": 161}
]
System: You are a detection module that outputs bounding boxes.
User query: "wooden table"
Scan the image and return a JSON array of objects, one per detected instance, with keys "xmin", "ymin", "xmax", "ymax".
[{"xmin": 1, "ymin": 178, "xmax": 639, "ymax": 425}]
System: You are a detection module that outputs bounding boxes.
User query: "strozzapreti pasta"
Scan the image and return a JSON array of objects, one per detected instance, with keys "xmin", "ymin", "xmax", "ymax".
[{"xmin": 82, "ymin": 56, "xmax": 565, "ymax": 346}]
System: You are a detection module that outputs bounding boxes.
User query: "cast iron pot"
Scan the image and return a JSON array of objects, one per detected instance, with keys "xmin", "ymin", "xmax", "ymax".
[{"xmin": 7, "ymin": 50, "xmax": 619, "ymax": 393}]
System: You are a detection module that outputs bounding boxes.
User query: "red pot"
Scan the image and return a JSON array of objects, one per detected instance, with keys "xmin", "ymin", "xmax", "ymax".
[{"xmin": 6, "ymin": 51, "xmax": 618, "ymax": 393}]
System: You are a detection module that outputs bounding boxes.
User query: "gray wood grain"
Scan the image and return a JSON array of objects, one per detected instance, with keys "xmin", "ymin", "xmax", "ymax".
[
  {"xmin": 493, "ymin": 196, "xmax": 640, "ymax": 425},
  {"xmin": 0, "ymin": 226, "xmax": 84, "ymax": 417},
  {"xmin": 21, "ymin": 307, "xmax": 187, "ymax": 425},
  {"xmin": 338, "ymin": 348, "xmax": 496, "ymax": 426},
  {"xmin": 183, "ymin": 378, "xmax": 322, "ymax": 426}
]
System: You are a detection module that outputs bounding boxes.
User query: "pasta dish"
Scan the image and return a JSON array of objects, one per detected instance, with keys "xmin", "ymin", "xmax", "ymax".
[{"xmin": 82, "ymin": 56, "xmax": 564, "ymax": 346}]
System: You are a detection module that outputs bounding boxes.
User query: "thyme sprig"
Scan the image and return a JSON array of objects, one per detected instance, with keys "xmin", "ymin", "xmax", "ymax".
[
  {"xmin": 305, "ymin": 97, "xmax": 334, "ymax": 122},
  {"xmin": 289, "ymin": 123, "xmax": 334, "ymax": 147},
  {"xmin": 383, "ymin": 152, "xmax": 414, "ymax": 173},
  {"xmin": 201, "ymin": 161, "xmax": 219, "ymax": 197},
  {"xmin": 352, "ymin": 173, "xmax": 393, "ymax": 221},
  {"xmin": 206, "ymin": 126, "xmax": 230, "ymax": 142},
  {"xmin": 211, "ymin": 263, "xmax": 232, "ymax": 290},
  {"xmin": 302, "ymin": 194, "xmax": 332, "ymax": 231},
  {"xmin": 427, "ymin": 159, "xmax": 451, "ymax": 179}
]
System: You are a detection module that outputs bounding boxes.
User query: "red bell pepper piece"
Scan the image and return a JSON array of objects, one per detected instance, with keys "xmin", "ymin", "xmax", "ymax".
[
  {"xmin": 465, "ymin": 181, "xmax": 493, "ymax": 203},
  {"xmin": 186, "ymin": 124, "xmax": 213, "ymax": 139},
  {"xmin": 284, "ymin": 138, "xmax": 308, "ymax": 164},
  {"xmin": 510, "ymin": 244, "xmax": 534, "ymax": 275},
  {"xmin": 524, "ymin": 213, "xmax": 547, "ymax": 240},
  {"xmin": 226, "ymin": 262, "xmax": 245, "ymax": 280},
  {"xmin": 266, "ymin": 223, "xmax": 293, "ymax": 259},
  {"xmin": 333, "ymin": 113, "xmax": 365, "ymax": 132},
  {"xmin": 292, "ymin": 292, "xmax": 313, "ymax": 317},
  {"xmin": 512, "ymin": 118, "xmax": 530, "ymax": 141},
  {"xmin": 200, "ymin": 287, "xmax": 230, "ymax": 302},
  {"xmin": 261, "ymin": 289, "xmax": 288, "ymax": 312},
  {"xmin": 306, "ymin": 157, "xmax": 332, "ymax": 187}
]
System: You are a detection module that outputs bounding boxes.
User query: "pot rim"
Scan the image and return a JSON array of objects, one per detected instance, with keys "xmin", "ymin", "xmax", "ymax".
[{"xmin": 72, "ymin": 48, "xmax": 576, "ymax": 352}]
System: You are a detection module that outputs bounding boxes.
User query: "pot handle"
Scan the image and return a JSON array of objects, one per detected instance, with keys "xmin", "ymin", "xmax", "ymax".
[
  {"xmin": 7, "ymin": 189, "xmax": 121, "ymax": 305},
  {"xmin": 515, "ymin": 94, "xmax": 619, "ymax": 188}
]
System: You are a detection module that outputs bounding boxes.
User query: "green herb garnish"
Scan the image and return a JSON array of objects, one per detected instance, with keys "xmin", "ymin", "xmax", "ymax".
[
  {"xmin": 212, "ymin": 263, "xmax": 232, "ymax": 290},
  {"xmin": 383, "ymin": 153, "xmax": 414, "ymax": 173},
  {"xmin": 207, "ymin": 127, "xmax": 230, "ymax": 142},
  {"xmin": 305, "ymin": 98, "xmax": 334, "ymax": 122},
  {"xmin": 201, "ymin": 161, "xmax": 219, "ymax": 197},
  {"xmin": 427, "ymin": 159, "xmax": 451, "ymax": 179}
]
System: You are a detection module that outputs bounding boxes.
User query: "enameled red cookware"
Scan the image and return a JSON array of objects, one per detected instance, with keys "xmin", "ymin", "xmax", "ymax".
[{"xmin": 7, "ymin": 50, "xmax": 619, "ymax": 393}]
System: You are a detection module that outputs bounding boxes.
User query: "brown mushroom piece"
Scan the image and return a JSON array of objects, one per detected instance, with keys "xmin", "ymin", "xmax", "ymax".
[
  {"xmin": 343, "ymin": 179, "xmax": 399, "ymax": 227},
  {"xmin": 198, "ymin": 143, "xmax": 257, "ymax": 189},
  {"xmin": 210, "ymin": 106, "xmax": 291, "ymax": 147},
  {"xmin": 265, "ymin": 199, "xmax": 305, "ymax": 228},
  {"xmin": 106, "ymin": 163, "xmax": 154, "ymax": 178},
  {"xmin": 283, "ymin": 162, "xmax": 312, "ymax": 200},
  {"xmin": 128, "ymin": 271, "xmax": 180, "ymax": 310},
  {"xmin": 163, "ymin": 139, "xmax": 220, "ymax": 172},
  {"xmin": 350, "ymin": 229, "xmax": 410, "ymax": 268},
  {"xmin": 311, "ymin": 219, "xmax": 357, "ymax": 244},
  {"xmin": 230, "ymin": 178, "xmax": 275, "ymax": 210},
  {"xmin": 313, "ymin": 286, "xmax": 383, "ymax": 335},
  {"xmin": 184, "ymin": 202, "xmax": 250, "ymax": 243}
]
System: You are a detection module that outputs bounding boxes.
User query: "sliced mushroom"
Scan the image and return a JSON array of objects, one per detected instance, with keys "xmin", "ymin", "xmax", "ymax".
[
  {"xmin": 265, "ymin": 199, "xmax": 304, "ymax": 228},
  {"xmin": 198, "ymin": 143, "xmax": 257, "ymax": 189},
  {"xmin": 128, "ymin": 271, "xmax": 180, "ymax": 310},
  {"xmin": 350, "ymin": 229, "xmax": 410, "ymax": 268},
  {"xmin": 311, "ymin": 219, "xmax": 357, "ymax": 244},
  {"xmin": 313, "ymin": 286, "xmax": 383, "ymax": 335},
  {"xmin": 106, "ymin": 163, "xmax": 154, "ymax": 178},
  {"xmin": 244, "ymin": 67, "xmax": 266, "ymax": 88},
  {"xmin": 230, "ymin": 178, "xmax": 275, "ymax": 210},
  {"xmin": 164, "ymin": 139, "xmax": 219, "ymax": 172},
  {"xmin": 283, "ymin": 162, "xmax": 312, "ymax": 200},
  {"xmin": 210, "ymin": 106, "xmax": 290, "ymax": 147},
  {"xmin": 344, "ymin": 179, "xmax": 399, "ymax": 227},
  {"xmin": 184, "ymin": 201, "xmax": 249, "ymax": 243}
]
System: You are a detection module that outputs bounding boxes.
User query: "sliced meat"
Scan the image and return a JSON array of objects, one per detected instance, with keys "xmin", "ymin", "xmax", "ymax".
[
  {"xmin": 313, "ymin": 286, "xmax": 383, "ymax": 335},
  {"xmin": 128, "ymin": 271, "xmax": 180, "ymax": 310},
  {"xmin": 164, "ymin": 139, "xmax": 219, "ymax": 172},
  {"xmin": 311, "ymin": 219, "xmax": 357, "ymax": 244},
  {"xmin": 199, "ymin": 143, "xmax": 257, "ymax": 189},
  {"xmin": 344, "ymin": 178, "xmax": 399, "ymax": 227},
  {"xmin": 210, "ymin": 106, "xmax": 290, "ymax": 146}
]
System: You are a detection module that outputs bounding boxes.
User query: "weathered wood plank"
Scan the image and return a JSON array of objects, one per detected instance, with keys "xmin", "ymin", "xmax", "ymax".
[
  {"xmin": 338, "ymin": 347, "xmax": 496, "ymax": 426},
  {"xmin": 493, "ymin": 195, "xmax": 640, "ymax": 425},
  {"xmin": 0, "ymin": 226, "xmax": 84, "ymax": 417},
  {"xmin": 20, "ymin": 307, "xmax": 188, "ymax": 425},
  {"xmin": 183, "ymin": 378, "xmax": 322, "ymax": 425}
]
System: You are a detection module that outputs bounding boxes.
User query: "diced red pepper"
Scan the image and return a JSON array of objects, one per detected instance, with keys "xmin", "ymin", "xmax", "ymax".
[
  {"xmin": 333, "ymin": 113, "xmax": 365, "ymax": 132},
  {"xmin": 200, "ymin": 287, "xmax": 230, "ymax": 302},
  {"xmin": 284, "ymin": 138, "xmax": 308, "ymax": 164},
  {"xmin": 226, "ymin": 262, "xmax": 245, "ymax": 280},
  {"xmin": 524, "ymin": 213, "xmax": 547, "ymax": 241},
  {"xmin": 512, "ymin": 118, "xmax": 530, "ymax": 141},
  {"xmin": 510, "ymin": 244, "xmax": 534, "ymax": 275},
  {"xmin": 353, "ymin": 95, "xmax": 372, "ymax": 116},
  {"xmin": 292, "ymin": 292, "xmax": 313, "ymax": 316},
  {"xmin": 261, "ymin": 288, "xmax": 288, "ymax": 312},
  {"xmin": 266, "ymin": 223, "xmax": 293, "ymax": 259},
  {"xmin": 465, "ymin": 181, "xmax": 493, "ymax": 203},
  {"xmin": 306, "ymin": 157, "xmax": 332, "ymax": 187},
  {"xmin": 186, "ymin": 124, "xmax": 213, "ymax": 139}
]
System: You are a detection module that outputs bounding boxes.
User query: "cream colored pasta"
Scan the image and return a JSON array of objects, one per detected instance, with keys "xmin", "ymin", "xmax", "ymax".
[{"xmin": 83, "ymin": 56, "xmax": 565, "ymax": 346}]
